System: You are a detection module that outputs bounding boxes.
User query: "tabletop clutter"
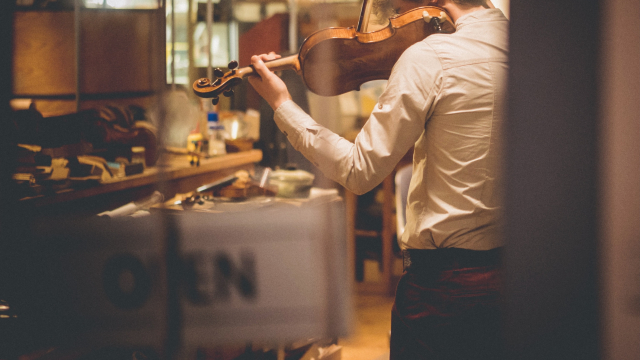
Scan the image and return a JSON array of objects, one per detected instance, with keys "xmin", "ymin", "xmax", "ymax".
[
  {"xmin": 184, "ymin": 100, "xmax": 261, "ymax": 165},
  {"xmin": 163, "ymin": 167, "xmax": 320, "ymax": 212}
]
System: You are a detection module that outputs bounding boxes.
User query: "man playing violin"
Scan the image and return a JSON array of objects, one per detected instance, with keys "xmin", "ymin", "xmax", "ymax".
[{"xmin": 249, "ymin": 0, "xmax": 508, "ymax": 358}]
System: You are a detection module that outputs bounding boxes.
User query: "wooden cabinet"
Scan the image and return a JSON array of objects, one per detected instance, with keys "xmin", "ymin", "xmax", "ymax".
[
  {"xmin": 12, "ymin": 9, "xmax": 165, "ymax": 116},
  {"xmin": 344, "ymin": 149, "xmax": 412, "ymax": 295}
]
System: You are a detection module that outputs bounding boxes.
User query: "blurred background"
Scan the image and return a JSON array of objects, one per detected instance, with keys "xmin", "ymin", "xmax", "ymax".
[{"xmin": 1, "ymin": 0, "xmax": 639, "ymax": 360}]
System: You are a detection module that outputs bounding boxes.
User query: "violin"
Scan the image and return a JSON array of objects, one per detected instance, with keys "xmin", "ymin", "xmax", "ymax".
[{"xmin": 192, "ymin": 5, "xmax": 454, "ymax": 103}]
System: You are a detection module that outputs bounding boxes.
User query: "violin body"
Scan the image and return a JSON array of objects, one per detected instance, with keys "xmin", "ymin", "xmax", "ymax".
[
  {"xmin": 193, "ymin": 6, "xmax": 454, "ymax": 99},
  {"xmin": 299, "ymin": 7, "xmax": 454, "ymax": 95}
]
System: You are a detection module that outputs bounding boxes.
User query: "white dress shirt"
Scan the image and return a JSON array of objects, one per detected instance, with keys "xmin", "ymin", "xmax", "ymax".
[{"xmin": 273, "ymin": 9, "xmax": 509, "ymax": 250}]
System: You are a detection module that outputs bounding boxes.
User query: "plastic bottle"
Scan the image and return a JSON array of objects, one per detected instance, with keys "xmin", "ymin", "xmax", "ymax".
[{"xmin": 207, "ymin": 112, "xmax": 226, "ymax": 156}]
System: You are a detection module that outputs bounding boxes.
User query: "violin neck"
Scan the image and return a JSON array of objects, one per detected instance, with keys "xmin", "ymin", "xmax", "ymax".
[
  {"xmin": 357, "ymin": 0, "xmax": 373, "ymax": 32},
  {"xmin": 241, "ymin": 55, "xmax": 301, "ymax": 77},
  {"xmin": 265, "ymin": 55, "xmax": 301, "ymax": 72}
]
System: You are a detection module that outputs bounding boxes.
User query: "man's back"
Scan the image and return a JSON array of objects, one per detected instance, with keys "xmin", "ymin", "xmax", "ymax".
[{"xmin": 401, "ymin": 8, "xmax": 509, "ymax": 250}]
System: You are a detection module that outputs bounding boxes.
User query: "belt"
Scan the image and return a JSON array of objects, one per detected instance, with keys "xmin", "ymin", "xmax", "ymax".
[{"xmin": 402, "ymin": 247, "xmax": 502, "ymax": 271}]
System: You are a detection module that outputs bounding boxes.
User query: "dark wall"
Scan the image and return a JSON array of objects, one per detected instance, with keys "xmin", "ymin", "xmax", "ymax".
[{"xmin": 504, "ymin": 1, "xmax": 601, "ymax": 359}]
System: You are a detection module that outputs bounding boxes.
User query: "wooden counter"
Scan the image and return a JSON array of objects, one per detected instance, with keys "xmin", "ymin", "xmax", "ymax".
[{"xmin": 19, "ymin": 150, "xmax": 262, "ymax": 216}]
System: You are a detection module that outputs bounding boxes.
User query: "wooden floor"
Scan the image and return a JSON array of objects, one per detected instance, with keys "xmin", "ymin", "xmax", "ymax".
[{"xmin": 338, "ymin": 294, "xmax": 395, "ymax": 360}]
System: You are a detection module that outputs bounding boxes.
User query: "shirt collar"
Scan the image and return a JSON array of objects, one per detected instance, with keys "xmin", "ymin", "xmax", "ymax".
[{"xmin": 454, "ymin": 8, "xmax": 507, "ymax": 29}]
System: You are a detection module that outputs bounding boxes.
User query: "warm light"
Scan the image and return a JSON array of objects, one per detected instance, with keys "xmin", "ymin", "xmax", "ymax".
[
  {"xmin": 84, "ymin": 0, "xmax": 104, "ymax": 6},
  {"xmin": 231, "ymin": 121, "xmax": 239, "ymax": 139},
  {"xmin": 84, "ymin": 0, "xmax": 159, "ymax": 9},
  {"xmin": 107, "ymin": 0, "xmax": 127, "ymax": 7}
]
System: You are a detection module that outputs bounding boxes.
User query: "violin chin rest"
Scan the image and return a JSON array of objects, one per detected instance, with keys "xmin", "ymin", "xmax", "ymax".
[{"xmin": 423, "ymin": 10, "xmax": 447, "ymax": 24}]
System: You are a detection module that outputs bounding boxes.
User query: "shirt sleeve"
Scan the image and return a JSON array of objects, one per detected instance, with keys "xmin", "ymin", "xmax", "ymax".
[{"xmin": 273, "ymin": 42, "xmax": 443, "ymax": 195}]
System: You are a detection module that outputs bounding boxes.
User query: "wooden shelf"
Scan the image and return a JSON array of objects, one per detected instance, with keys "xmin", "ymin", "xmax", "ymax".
[
  {"xmin": 18, "ymin": 150, "xmax": 262, "ymax": 216},
  {"xmin": 354, "ymin": 229, "xmax": 380, "ymax": 238}
]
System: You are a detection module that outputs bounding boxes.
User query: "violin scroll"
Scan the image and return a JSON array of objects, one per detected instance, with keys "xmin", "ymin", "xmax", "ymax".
[
  {"xmin": 193, "ymin": 60, "xmax": 246, "ymax": 105},
  {"xmin": 192, "ymin": 56, "xmax": 301, "ymax": 104}
]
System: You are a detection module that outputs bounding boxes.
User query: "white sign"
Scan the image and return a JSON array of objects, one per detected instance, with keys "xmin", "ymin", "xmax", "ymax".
[
  {"xmin": 178, "ymin": 199, "xmax": 351, "ymax": 346},
  {"xmin": 23, "ymin": 197, "xmax": 351, "ymax": 351}
]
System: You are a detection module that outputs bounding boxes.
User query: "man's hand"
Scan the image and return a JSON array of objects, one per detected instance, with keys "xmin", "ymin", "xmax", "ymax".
[{"xmin": 248, "ymin": 52, "xmax": 292, "ymax": 111}]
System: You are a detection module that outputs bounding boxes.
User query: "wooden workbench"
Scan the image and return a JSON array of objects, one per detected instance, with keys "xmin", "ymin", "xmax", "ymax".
[{"xmin": 18, "ymin": 150, "xmax": 262, "ymax": 217}]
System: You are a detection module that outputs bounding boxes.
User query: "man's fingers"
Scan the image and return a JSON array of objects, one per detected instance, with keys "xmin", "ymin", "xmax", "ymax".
[
  {"xmin": 251, "ymin": 55, "xmax": 271, "ymax": 79},
  {"xmin": 248, "ymin": 52, "xmax": 291, "ymax": 110},
  {"xmin": 258, "ymin": 52, "xmax": 281, "ymax": 62}
]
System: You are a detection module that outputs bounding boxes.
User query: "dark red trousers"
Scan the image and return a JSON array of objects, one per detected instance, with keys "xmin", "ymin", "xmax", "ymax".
[{"xmin": 390, "ymin": 248, "xmax": 503, "ymax": 360}]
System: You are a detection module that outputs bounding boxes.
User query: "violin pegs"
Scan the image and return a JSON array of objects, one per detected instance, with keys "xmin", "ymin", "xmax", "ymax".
[
  {"xmin": 228, "ymin": 60, "xmax": 239, "ymax": 70},
  {"xmin": 214, "ymin": 68, "xmax": 225, "ymax": 78},
  {"xmin": 211, "ymin": 97, "xmax": 219, "ymax": 105},
  {"xmin": 223, "ymin": 89, "xmax": 234, "ymax": 97}
]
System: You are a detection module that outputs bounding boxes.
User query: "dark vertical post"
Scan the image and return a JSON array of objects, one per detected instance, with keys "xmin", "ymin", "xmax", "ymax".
[
  {"xmin": 153, "ymin": 2, "xmax": 181, "ymax": 359},
  {"xmin": 504, "ymin": 1, "xmax": 601, "ymax": 359},
  {"xmin": 0, "ymin": 3, "xmax": 17, "ymax": 358},
  {"xmin": 75, "ymin": 0, "xmax": 81, "ymax": 112},
  {"xmin": 0, "ymin": 0, "xmax": 17, "ymax": 232}
]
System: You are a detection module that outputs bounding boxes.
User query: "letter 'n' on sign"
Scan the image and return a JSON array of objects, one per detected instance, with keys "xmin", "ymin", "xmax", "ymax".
[
  {"xmin": 213, "ymin": 251, "xmax": 257, "ymax": 301},
  {"xmin": 182, "ymin": 250, "xmax": 257, "ymax": 305}
]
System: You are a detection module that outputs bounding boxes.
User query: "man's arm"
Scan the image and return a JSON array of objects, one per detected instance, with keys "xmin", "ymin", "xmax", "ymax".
[{"xmin": 246, "ymin": 44, "xmax": 441, "ymax": 194}]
